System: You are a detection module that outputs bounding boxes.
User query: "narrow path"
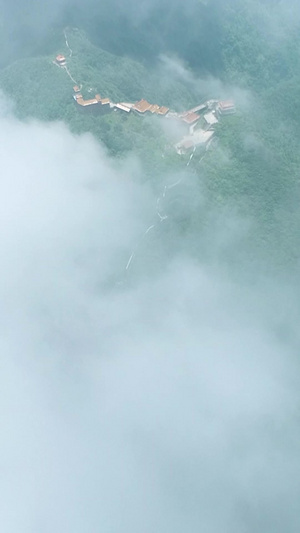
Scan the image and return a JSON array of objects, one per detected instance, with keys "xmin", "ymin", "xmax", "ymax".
[
  {"xmin": 124, "ymin": 146, "xmax": 206, "ymax": 275},
  {"xmin": 125, "ymin": 224, "xmax": 156, "ymax": 271},
  {"xmin": 63, "ymin": 65, "xmax": 78, "ymax": 85},
  {"xmin": 64, "ymin": 29, "xmax": 73, "ymax": 58}
]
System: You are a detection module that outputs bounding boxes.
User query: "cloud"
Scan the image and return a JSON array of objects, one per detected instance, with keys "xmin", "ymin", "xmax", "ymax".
[
  {"xmin": 0, "ymin": 95, "xmax": 299, "ymax": 533},
  {"xmin": 159, "ymin": 54, "xmax": 252, "ymax": 108}
]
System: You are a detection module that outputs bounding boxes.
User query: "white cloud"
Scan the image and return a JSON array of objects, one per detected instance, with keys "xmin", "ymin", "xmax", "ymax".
[
  {"xmin": 0, "ymin": 101, "xmax": 299, "ymax": 533},
  {"xmin": 158, "ymin": 54, "xmax": 252, "ymax": 109}
]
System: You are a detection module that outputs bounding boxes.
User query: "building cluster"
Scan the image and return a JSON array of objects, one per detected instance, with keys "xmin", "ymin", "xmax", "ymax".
[
  {"xmin": 174, "ymin": 99, "xmax": 236, "ymax": 154},
  {"xmin": 55, "ymin": 53, "xmax": 236, "ymax": 155},
  {"xmin": 72, "ymin": 86, "xmax": 111, "ymax": 109},
  {"xmin": 131, "ymin": 99, "xmax": 169, "ymax": 116}
]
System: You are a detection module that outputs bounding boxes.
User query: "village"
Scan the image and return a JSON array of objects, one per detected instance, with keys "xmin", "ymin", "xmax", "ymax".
[{"xmin": 55, "ymin": 53, "xmax": 236, "ymax": 155}]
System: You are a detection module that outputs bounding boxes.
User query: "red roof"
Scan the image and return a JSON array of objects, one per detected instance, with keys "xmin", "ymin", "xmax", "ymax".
[
  {"xmin": 181, "ymin": 112, "xmax": 200, "ymax": 124},
  {"xmin": 132, "ymin": 99, "xmax": 152, "ymax": 113},
  {"xmin": 219, "ymin": 100, "xmax": 235, "ymax": 109},
  {"xmin": 157, "ymin": 106, "xmax": 169, "ymax": 116},
  {"xmin": 56, "ymin": 54, "xmax": 66, "ymax": 62},
  {"xmin": 76, "ymin": 97, "xmax": 101, "ymax": 107}
]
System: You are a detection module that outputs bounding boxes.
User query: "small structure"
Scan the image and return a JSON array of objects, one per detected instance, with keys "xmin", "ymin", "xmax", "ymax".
[
  {"xmin": 100, "ymin": 97, "xmax": 111, "ymax": 106},
  {"xmin": 176, "ymin": 139, "xmax": 195, "ymax": 154},
  {"xmin": 121, "ymin": 102, "xmax": 135, "ymax": 109},
  {"xmin": 132, "ymin": 99, "xmax": 152, "ymax": 114},
  {"xmin": 75, "ymin": 94, "xmax": 102, "ymax": 109},
  {"xmin": 73, "ymin": 93, "xmax": 83, "ymax": 101},
  {"xmin": 56, "ymin": 54, "xmax": 66, "ymax": 66},
  {"xmin": 74, "ymin": 93, "xmax": 112, "ymax": 114},
  {"xmin": 73, "ymin": 85, "xmax": 81, "ymax": 93},
  {"xmin": 204, "ymin": 111, "xmax": 218, "ymax": 127},
  {"xmin": 206, "ymin": 99, "xmax": 219, "ymax": 110},
  {"xmin": 180, "ymin": 112, "xmax": 200, "ymax": 125},
  {"xmin": 132, "ymin": 99, "xmax": 169, "ymax": 116},
  {"xmin": 115, "ymin": 103, "xmax": 131, "ymax": 113},
  {"xmin": 217, "ymin": 100, "xmax": 236, "ymax": 115},
  {"xmin": 184, "ymin": 103, "xmax": 207, "ymax": 115},
  {"xmin": 175, "ymin": 129, "xmax": 214, "ymax": 155},
  {"xmin": 156, "ymin": 106, "xmax": 169, "ymax": 116}
]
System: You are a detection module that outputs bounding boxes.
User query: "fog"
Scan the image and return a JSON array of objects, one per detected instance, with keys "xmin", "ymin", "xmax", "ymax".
[
  {"xmin": 1, "ymin": 0, "xmax": 300, "ymax": 531},
  {"xmin": 0, "ymin": 94, "xmax": 299, "ymax": 533}
]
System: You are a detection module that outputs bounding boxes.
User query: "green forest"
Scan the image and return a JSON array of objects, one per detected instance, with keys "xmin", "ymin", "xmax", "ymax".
[{"xmin": 1, "ymin": 0, "xmax": 300, "ymax": 277}]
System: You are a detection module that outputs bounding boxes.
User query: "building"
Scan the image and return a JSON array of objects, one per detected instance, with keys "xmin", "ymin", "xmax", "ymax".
[
  {"xmin": 76, "ymin": 97, "xmax": 100, "ymax": 107},
  {"xmin": 73, "ymin": 85, "xmax": 81, "ymax": 93},
  {"xmin": 175, "ymin": 129, "xmax": 214, "ymax": 154},
  {"xmin": 100, "ymin": 97, "xmax": 111, "ymax": 107},
  {"xmin": 132, "ymin": 99, "xmax": 152, "ymax": 114},
  {"xmin": 217, "ymin": 100, "xmax": 236, "ymax": 115},
  {"xmin": 73, "ymin": 93, "xmax": 83, "ymax": 101},
  {"xmin": 56, "ymin": 54, "xmax": 66, "ymax": 66},
  {"xmin": 184, "ymin": 103, "xmax": 207, "ymax": 115},
  {"xmin": 181, "ymin": 112, "xmax": 200, "ymax": 125},
  {"xmin": 203, "ymin": 111, "xmax": 218, "ymax": 127},
  {"xmin": 115, "ymin": 103, "xmax": 131, "ymax": 113},
  {"xmin": 176, "ymin": 139, "xmax": 194, "ymax": 154},
  {"xmin": 75, "ymin": 94, "xmax": 102, "ymax": 111},
  {"xmin": 74, "ymin": 93, "xmax": 113, "ymax": 114},
  {"xmin": 132, "ymin": 99, "xmax": 169, "ymax": 116},
  {"xmin": 156, "ymin": 106, "xmax": 169, "ymax": 116}
]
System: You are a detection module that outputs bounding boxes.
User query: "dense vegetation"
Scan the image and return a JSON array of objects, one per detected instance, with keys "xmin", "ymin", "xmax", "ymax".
[
  {"xmin": 1, "ymin": 0, "xmax": 300, "ymax": 277},
  {"xmin": 0, "ymin": 27, "xmax": 200, "ymax": 171}
]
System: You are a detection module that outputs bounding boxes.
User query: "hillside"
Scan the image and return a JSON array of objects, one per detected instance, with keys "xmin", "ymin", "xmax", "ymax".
[
  {"xmin": 1, "ymin": 9, "xmax": 300, "ymax": 276},
  {"xmin": 0, "ymin": 28, "xmax": 203, "ymax": 164}
]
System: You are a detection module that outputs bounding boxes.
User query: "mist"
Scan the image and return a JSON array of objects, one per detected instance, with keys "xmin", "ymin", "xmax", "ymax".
[
  {"xmin": 0, "ymin": 92, "xmax": 299, "ymax": 533},
  {"xmin": 1, "ymin": 1, "xmax": 300, "ymax": 531}
]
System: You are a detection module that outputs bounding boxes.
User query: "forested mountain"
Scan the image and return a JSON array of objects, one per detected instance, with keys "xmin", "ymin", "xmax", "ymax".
[
  {"xmin": 2, "ymin": 4, "xmax": 300, "ymax": 531},
  {"xmin": 1, "ymin": 0, "xmax": 300, "ymax": 275}
]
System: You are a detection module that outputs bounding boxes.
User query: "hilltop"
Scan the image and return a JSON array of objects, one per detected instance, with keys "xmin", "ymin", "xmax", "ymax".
[
  {"xmin": 0, "ymin": 28, "xmax": 205, "ymax": 165},
  {"xmin": 1, "ymin": 17, "xmax": 300, "ymax": 273}
]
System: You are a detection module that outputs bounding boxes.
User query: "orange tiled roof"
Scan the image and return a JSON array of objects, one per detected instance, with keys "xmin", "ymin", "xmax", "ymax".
[
  {"xmin": 149, "ymin": 104, "xmax": 160, "ymax": 113},
  {"xmin": 219, "ymin": 100, "xmax": 235, "ymax": 109},
  {"xmin": 76, "ymin": 97, "xmax": 101, "ymax": 107},
  {"xmin": 133, "ymin": 99, "xmax": 152, "ymax": 113},
  {"xmin": 181, "ymin": 112, "xmax": 200, "ymax": 124},
  {"xmin": 156, "ymin": 106, "xmax": 169, "ymax": 116}
]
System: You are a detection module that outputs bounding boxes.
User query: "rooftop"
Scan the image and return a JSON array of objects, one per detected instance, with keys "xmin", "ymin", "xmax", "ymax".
[
  {"xmin": 193, "ymin": 129, "xmax": 214, "ymax": 145},
  {"xmin": 132, "ymin": 99, "xmax": 152, "ymax": 113},
  {"xmin": 204, "ymin": 112, "xmax": 218, "ymax": 125},
  {"xmin": 185, "ymin": 103, "xmax": 207, "ymax": 114},
  {"xmin": 115, "ymin": 103, "xmax": 131, "ymax": 112},
  {"xmin": 176, "ymin": 129, "xmax": 214, "ymax": 152},
  {"xmin": 149, "ymin": 104, "xmax": 160, "ymax": 114},
  {"xmin": 181, "ymin": 112, "xmax": 200, "ymax": 125},
  {"xmin": 219, "ymin": 100, "xmax": 235, "ymax": 109},
  {"xmin": 76, "ymin": 96, "xmax": 101, "ymax": 107},
  {"xmin": 156, "ymin": 106, "xmax": 169, "ymax": 116}
]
